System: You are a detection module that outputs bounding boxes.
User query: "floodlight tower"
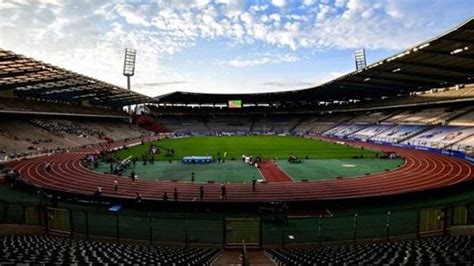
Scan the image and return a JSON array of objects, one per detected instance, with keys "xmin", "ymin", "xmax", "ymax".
[
  {"xmin": 123, "ymin": 48, "xmax": 137, "ymax": 114},
  {"xmin": 354, "ymin": 49, "xmax": 367, "ymax": 71}
]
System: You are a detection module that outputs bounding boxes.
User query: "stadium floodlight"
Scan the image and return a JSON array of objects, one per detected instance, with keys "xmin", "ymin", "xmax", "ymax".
[
  {"xmin": 123, "ymin": 48, "xmax": 136, "ymax": 114},
  {"xmin": 123, "ymin": 48, "xmax": 136, "ymax": 77},
  {"xmin": 354, "ymin": 49, "xmax": 367, "ymax": 71}
]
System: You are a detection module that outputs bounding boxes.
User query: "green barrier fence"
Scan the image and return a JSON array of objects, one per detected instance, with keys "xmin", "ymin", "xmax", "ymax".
[{"xmin": 0, "ymin": 200, "xmax": 473, "ymax": 247}]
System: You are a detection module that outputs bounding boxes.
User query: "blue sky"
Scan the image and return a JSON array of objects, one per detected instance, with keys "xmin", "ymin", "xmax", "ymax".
[{"xmin": 0, "ymin": 0, "xmax": 473, "ymax": 96}]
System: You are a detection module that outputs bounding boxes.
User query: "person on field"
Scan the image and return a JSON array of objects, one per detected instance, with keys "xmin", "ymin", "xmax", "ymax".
[
  {"xmin": 173, "ymin": 188, "xmax": 178, "ymax": 201},
  {"xmin": 252, "ymin": 176, "xmax": 256, "ymax": 192},
  {"xmin": 199, "ymin": 186, "xmax": 204, "ymax": 200},
  {"xmin": 114, "ymin": 178, "xmax": 118, "ymax": 192},
  {"xmin": 162, "ymin": 191, "xmax": 169, "ymax": 201},
  {"xmin": 135, "ymin": 192, "xmax": 142, "ymax": 203},
  {"xmin": 221, "ymin": 183, "xmax": 227, "ymax": 200},
  {"xmin": 45, "ymin": 162, "xmax": 52, "ymax": 172}
]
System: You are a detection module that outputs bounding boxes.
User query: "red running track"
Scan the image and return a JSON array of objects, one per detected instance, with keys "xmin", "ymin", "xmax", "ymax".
[
  {"xmin": 12, "ymin": 137, "xmax": 474, "ymax": 203},
  {"xmin": 259, "ymin": 160, "xmax": 293, "ymax": 182}
]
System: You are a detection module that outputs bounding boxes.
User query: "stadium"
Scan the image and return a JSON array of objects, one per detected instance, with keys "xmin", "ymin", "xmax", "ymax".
[{"xmin": 1, "ymin": 2, "xmax": 474, "ymax": 265}]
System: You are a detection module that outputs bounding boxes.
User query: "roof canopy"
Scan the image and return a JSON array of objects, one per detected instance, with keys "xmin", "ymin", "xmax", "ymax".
[
  {"xmin": 0, "ymin": 49, "xmax": 154, "ymax": 108},
  {"xmin": 156, "ymin": 18, "xmax": 474, "ymax": 105}
]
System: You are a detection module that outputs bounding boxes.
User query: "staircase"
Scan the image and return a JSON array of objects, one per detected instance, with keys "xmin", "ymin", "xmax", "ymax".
[
  {"xmin": 213, "ymin": 249, "xmax": 276, "ymax": 266},
  {"xmin": 290, "ymin": 116, "xmax": 308, "ymax": 132}
]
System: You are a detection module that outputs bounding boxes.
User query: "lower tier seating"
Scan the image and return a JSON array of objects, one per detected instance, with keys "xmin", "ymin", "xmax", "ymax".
[
  {"xmin": 0, "ymin": 235, "xmax": 219, "ymax": 265},
  {"xmin": 266, "ymin": 235, "xmax": 473, "ymax": 265}
]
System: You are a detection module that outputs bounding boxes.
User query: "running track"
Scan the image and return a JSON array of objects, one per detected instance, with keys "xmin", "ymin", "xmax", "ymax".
[{"xmin": 12, "ymin": 137, "xmax": 474, "ymax": 202}]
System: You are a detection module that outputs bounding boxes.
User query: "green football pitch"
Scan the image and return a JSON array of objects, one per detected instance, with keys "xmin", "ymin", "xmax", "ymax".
[
  {"xmin": 115, "ymin": 136, "xmax": 377, "ymax": 160},
  {"xmin": 98, "ymin": 136, "xmax": 402, "ymax": 183},
  {"xmin": 96, "ymin": 158, "xmax": 402, "ymax": 183}
]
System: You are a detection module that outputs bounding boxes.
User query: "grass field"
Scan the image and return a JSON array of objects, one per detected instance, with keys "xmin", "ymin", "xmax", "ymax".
[
  {"xmin": 101, "ymin": 136, "xmax": 398, "ymax": 183},
  {"xmin": 278, "ymin": 158, "xmax": 403, "ymax": 181},
  {"xmin": 96, "ymin": 158, "xmax": 402, "ymax": 183},
  {"xmin": 116, "ymin": 136, "xmax": 377, "ymax": 160}
]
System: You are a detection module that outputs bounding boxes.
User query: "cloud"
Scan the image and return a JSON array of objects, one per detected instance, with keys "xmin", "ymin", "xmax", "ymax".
[
  {"xmin": 0, "ymin": 0, "xmax": 473, "ymax": 96},
  {"xmin": 271, "ymin": 0, "xmax": 286, "ymax": 8},
  {"xmin": 137, "ymin": 81, "xmax": 190, "ymax": 87},
  {"xmin": 218, "ymin": 53, "xmax": 300, "ymax": 67},
  {"xmin": 260, "ymin": 81, "xmax": 314, "ymax": 88}
]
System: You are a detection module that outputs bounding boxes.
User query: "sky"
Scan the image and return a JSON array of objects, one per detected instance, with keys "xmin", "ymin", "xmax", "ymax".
[{"xmin": 0, "ymin": 0, "xmax": 473, "ymax": 97}]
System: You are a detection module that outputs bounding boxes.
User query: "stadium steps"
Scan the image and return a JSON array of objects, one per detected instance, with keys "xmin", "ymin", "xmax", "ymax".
[
  {"xmin": 212, "ymin": 250, "xmax": 276, "ymax": 266},
  {"xmin": 289, "ymin": 116, "xmax": 307, "ymax": 132}
]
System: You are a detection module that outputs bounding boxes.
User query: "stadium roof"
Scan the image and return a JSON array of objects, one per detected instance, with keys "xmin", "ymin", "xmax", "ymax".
[
  {"xmin": 0, "ymin": 48, "xmax": 154, "ymax": 108},
  {"xmin": 156, "ymin": 18, "xmax": 474, "ymax": 105}
]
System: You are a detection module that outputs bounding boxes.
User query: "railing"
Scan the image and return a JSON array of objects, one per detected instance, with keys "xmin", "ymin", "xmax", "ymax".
[{"xmin": 0, "ymin": 199, "xmax": 473, "ymax": 247}]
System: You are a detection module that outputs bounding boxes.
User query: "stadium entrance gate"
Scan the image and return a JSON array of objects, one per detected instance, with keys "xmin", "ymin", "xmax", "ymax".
[
  {"xmin": 46, "ymin": 207, "xmax": 71, "ymax": 235},
  {"xmin": 419, "ymin": 208, "xmax": 446, "ymax": 236},
  {"xmin": 225, "ymin": 218, "xmax": 260, "ymax": 247}
]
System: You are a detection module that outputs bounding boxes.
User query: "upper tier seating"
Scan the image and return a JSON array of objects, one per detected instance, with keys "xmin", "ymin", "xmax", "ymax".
[
  {"xmin": 0, "ymin": 97, "xmax": 126, "ymax": 117},
  {"xmin": 348, "ymin": 111, "xmax": 393, "ymax": 123},
  {"xmin": 449, "ymin": 110, "xmax": 474, "ymax": 126},
  {"xmin": 266, "ymin": 235, "xmax": 474, "ymax": 265},
  {"xmin": 0, "ymin": 235, "xmax": 219, "ymax": 265},
  {"xmin": 386, "ymin": 108, "xmax": 452, "ymax": 124}
]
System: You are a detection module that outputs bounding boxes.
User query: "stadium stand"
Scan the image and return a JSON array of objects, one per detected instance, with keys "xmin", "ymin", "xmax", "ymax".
[
  {"xmin": 206, "ymin": 115, "xmax": 252, "ymax": 133},
  {"xmin": 323, "ymin": 124, "xmax": 366, "ymax": 138},
  {"xmin": 348, "ymin": 124, "xmax": 396, "ymax": 141},
  {"xmin": 347, "ymin": 111, "xmax": 394, "ymax": 123},
  {"xmin": 266, "ymin": 235, "xmax": 474, "ymax": 265},
  {"xmin": 449, "ymin": 109, "xmax": 474, "ymax": 126},
  {"xmin": 0, "ymin": 97, "xmax": 128, "ymax": 117},
  {"xmin": 385, "ymin": 107, "xmax": 452, "ymax": 125},
  {"xmin": 0, "ymin": 17, "xmax": 473, "ymax": 265},
  {"xmin": 0, "ymin": 116, "xmax": 149, "ymax": 159},
  {"xmin": 371, "ymin": 124, "xmax": 429, "ymax": 143},
  {"xmin": 0, "ymin": 235, "xmax": 219, "ymax": 265},
  {"xmin": 403, "ymin": 125, "xmax": 474, "ymax": 149}
]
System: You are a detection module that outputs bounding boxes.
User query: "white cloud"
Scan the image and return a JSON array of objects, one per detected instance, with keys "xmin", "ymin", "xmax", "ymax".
[
  {"xmin": 271, "ymin": 0, "xmax": 286, "ymax": 8},
  {"xmin": 0, "ymin": 0, "xmax": 473, "ymax": 95},
  {"xmin": 219, "ymin": 53, "xmax": 300, "ymax": 67}
]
